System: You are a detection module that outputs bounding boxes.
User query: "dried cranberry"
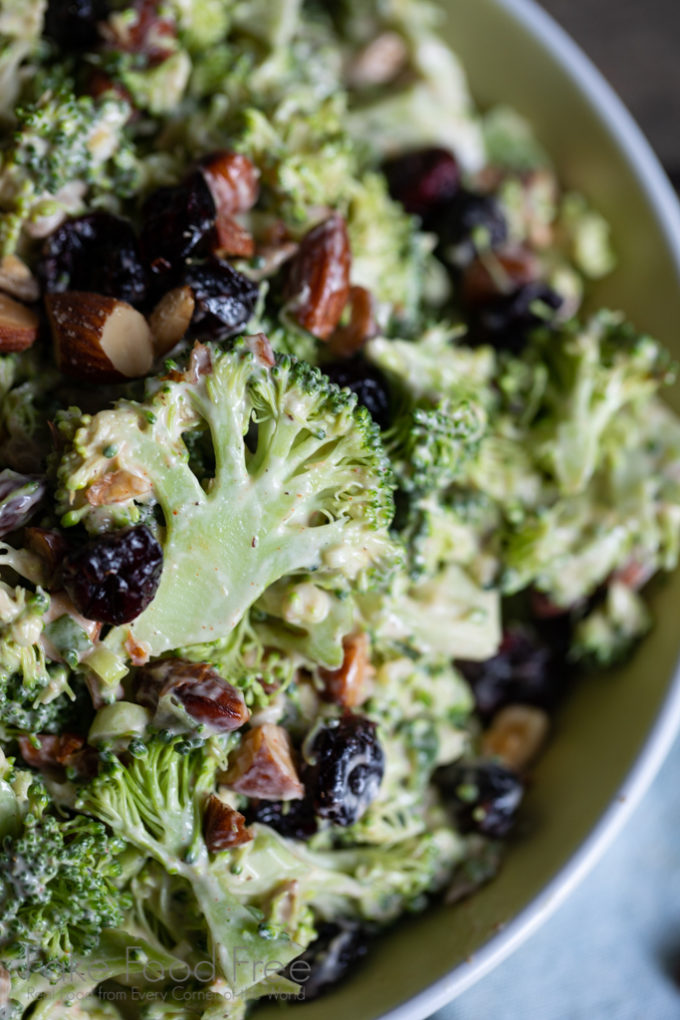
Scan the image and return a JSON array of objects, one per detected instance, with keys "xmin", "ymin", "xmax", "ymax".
[
  {"xmin": 139, "ymin": 171, "xmax": 216, "ymax": 274},
  {"xmin": 247, "ymin": 797, "xmax": 318, "ymax": 841},
  {"xmin": 62, "ymin": 525, "xmax": 162, "ymax": 625},
  {"xmin": 43, "ymin": 0, "xmax": 109, "ymax": 50},
  {"xmin": 437, "ymin": 760, "xmax": 523, "ymax": 838},
  {"xmin": 466, "ymin": 281, "xmax": 563, "ymax": 353},
  {"xmin": 180, "ymin": 259, "xmax": 260, "ymax": 340},
  {"xmin": 0, "ymin": 470, "xmax": 46, "ymax": 537},
  {"xmin": 458, "ymin": 624, "xmax": 567, "ymax": 720},
  {"xmin": 383, "ymin": 147, "xmax": 461, "ymax": 224},
  {"xmin": 39, "ymin": 213, "xmax": 147, "ymax": 306},
  {"xmin": 323, "ymin": 356, "xmax": 391, "ymax": 430},
  {"xmin": 308, "ymin": 714, "xmax": 385, "ymax": 827},
  {"xmin": 436, "ymin": 189, "xmax": 508, "ymax": 267},
  {"xmin": 286, "ymin": 923, "xmax": 369, "ymax": 1000}
]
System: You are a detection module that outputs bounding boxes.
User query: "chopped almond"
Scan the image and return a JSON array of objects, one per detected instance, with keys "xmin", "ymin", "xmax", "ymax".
[
  {"xmin": 200, "ymin": 151, "xmax": 259, "ymax": 215},
  {"xmin": 319, "ymin": 632, "xmax": 372, "ymax": 708},
  {"xmin": 47, "ymin": 291, "xmax": 154, "ymax": 381},
  {"xmin": 482, "ymin": 704, "xmax": 549, "ymax": 772},
  {"xmin": 214, "ymin": 212, "xmax": 255, "ymax": 258},
  {"xmin": 0, "ymin": 293, "xmax": 39, "ymax": 352},
  {"xmin": 0, "ymin": 255, "xmax": 40, "ymax": 303},
  {"xmin": 223, "ymin": 723, "xmax": 304, "ymax": 801},
  {"xmin": 328, "ymin": 286, "xmax": 378, "ymax": 357},
  {"xmin": 148, "ymin": 286, "xmax": 195, "ymax": 357},
  {"xmin": 86, "ymin": 469, "xmax": 152, "ymax": 506},
  {"xmin": 203, "ymin": 794, "xmax": 253, "ymax": 852}
]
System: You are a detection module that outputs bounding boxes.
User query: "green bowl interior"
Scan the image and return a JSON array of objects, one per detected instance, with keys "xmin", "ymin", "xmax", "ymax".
[{"xmin": 259, "ymin": 1, "xmax": 680, "ymax": 1016}]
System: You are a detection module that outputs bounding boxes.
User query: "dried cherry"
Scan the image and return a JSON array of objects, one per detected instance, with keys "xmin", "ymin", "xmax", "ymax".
[
  {"xmin": 247, "ymin": 797, "xmax": 318, "ymax": 841},
  {"xmin": 139, "ymin": 171, "xmax": 216, "ymax": 274},
  {"xmin": 308, "ymin": 714, "xmax": 385, "ymax": 827},
  {"xmin": 43, "ymin": 0, "xmax": 109, "ymax": 50},
  {"xmin": 383, "ymin": 147, "xmax": 461, "ymax": 223},
  {"xmin": 323, "ymin": 355, "xmax": 391, "ymax": 429},
  {"xmin": 437, "ymin": 760, "xmax": 523, "ymax": 838},
  {"xmin": 180, "ymin": 258, "xmax": 260, "ymax": 339},
  {"xmin": 62, "ymin": 525, "xmax": 162, "ymax": 625},
  {"xmin": 286, "ymin": 923, "xmax": 369, "ymax": 1000}
]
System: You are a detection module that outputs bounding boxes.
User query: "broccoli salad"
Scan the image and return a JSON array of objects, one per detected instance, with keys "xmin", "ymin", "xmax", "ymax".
[{"xmin": 0, "ymin": 0, "xmax": 679, "ymax": 1016}]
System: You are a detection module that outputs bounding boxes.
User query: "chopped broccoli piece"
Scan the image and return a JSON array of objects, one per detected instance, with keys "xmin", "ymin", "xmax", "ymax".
[
  {"xmin": 571, "ymin": 582, "xmax": 652, "ymax": 668},
  {"xmin": 57, "ymin": 341, "xmax": 398, "ymax": 659}
]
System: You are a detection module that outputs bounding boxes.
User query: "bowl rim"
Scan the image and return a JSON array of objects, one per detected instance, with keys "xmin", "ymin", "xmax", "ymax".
[{"xmin": 382, "ymin": 1, "xmax": 680, "ymax": 1017}]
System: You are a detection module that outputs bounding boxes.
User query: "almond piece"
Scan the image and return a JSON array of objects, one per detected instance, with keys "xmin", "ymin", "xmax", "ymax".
[
  {"xmin": 482, "ymin": 704, "xmax": 549, "ymax": 772},
  {"xmin": 200, "ymin": 151, "xmax": 259, "ymax": 215},
  {"xmin": 327, "ymin": 285, "xmax": 378, "ymax": 357},
  {"xmin": 47, "ymin": 291, "xmax": 154, "ymax": 381},
  {"xmin": 0, "ymin": 293, "xmax": 39, "ymax": 352},
  {"xmin": 136, "ymin": 659, "xmax": 250, "ymax": 733},
  {"xmin": 203, "ymin": 794, "xmax": 253, "ymax": 852},
  {"xmin": 85, "ymin": 470, "xmax": 152, "ymax": 506},
  {"xmin": 148, "ymin": 286, "xmax": 195, "ymax": 357},
  {"xmin": 284, "ymin": 214, "xmax": 351, "ymax": 340},
  {"xmin": 0, "ymin": 255, "xmax": 40, "ymax": 303},
  {"xmin": 213, "ymin": 212, "xmax": 255, "ymax": 258},
  {"xmin": 319, "ymin": 632, "xmax": 372, "ymax": 708},
  {"xmin": 223, "ymin": 723, "xmax": 305, "ymax": 801}
]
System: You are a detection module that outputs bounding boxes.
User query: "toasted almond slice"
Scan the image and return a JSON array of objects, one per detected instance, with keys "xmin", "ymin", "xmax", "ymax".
[
  {"xmin": 85, "ymin": 469, "xmax": 152, "ymax": 506},
  {"xmin": 148, "ymin": 285, "xmax": 195, "ymax": 357},
  {"xmin": 203, "ymin": 794, "xmax": 253, "ymax": 852},
  {"xmin": 482, "ymin": 704, "xmax": 549, "ymax": 772},
  {"xmin": 0, "ymin": 255, "xmax": 40, "ymax": 303},
  {"xmin": 0, "ymin": 293, "xmax": 39, "ymax": 352},
  {"xmin": 319, "ymin": 632, "xmax": 372, "ymax": 708},
  {"xmin": 47, "ymin": 291, "xmax": 154, "ymax": 381}
]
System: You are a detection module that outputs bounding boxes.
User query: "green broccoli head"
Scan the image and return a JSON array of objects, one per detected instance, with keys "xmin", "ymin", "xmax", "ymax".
[
  {"xmin": 0, "ymin": 777, "xmax": 129, "ymax": 982},
  {"xmin": 57, "ymin": 340, "xmax": 399, "ymax": 659}
]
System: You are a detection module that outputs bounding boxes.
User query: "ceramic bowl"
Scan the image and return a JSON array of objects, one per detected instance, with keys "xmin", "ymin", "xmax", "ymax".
[{"xmin": 261, "ymin": 1, "xmax": 680, "ymax": 1016}]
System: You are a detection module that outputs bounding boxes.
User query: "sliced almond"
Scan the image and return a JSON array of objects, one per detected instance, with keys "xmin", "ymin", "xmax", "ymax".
[
  {"xmin": 148, "ymin": 286, "xmax": 195, "ymax": 357},
  {"xmin": 214, "ymin": 212, "xmax": 255, "ymax": 258},
  {"xmin": 346, "ymin": 31, "xmax": 408, "ymax": 88},
  {"xmin": 0, "ymin": 255, "xmax": 40, "ymax": 303},
  {"xmin": 223, "ymin": 723, "xmax": 304, "ymax": 801},
  {"xmin": 0, "ymin": 293, "xmax": 39, "ymax": 352},
  {"xmin": 319, "ymin": 632, "xmax": 373, "ymax": 708},
  {"xmin": 482, "ymin": 704, "xmax": 549, "ymax": 772},
  {"xmin": 86, "ymin": 469, "xmax": 152, "ymax": 506},
  {"xmin": 47, "ymin": 291, "xmax": 154, "ymax": 381}
]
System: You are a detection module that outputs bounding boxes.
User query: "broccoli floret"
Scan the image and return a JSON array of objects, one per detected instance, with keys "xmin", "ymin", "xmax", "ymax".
[
  {"xmin": 570, "ymin": 582, "xmax": 651, "ymax": 669},
  {"xmin": 0, "ymin": 778, "xmax": 128, "ymax": 982},
  {"xmin": 533, "ymin": 313, "xmax": 675, "ymax": 495},
  {"xmin": 57, "ymin": 341, "xmax": 398, "ymax": 659},
  {"xmin": 0, "ymin": 86, "xmax": 138, "ymax": 255},
  {"xmin": 0, "ymin": 0, "xmax": 46, "ymax": 121},
  {"xmin": 76, "ymin": 735, "xmax": 304, "ymax": 995}
]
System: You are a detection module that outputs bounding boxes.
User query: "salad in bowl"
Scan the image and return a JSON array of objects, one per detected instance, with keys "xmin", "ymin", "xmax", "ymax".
[{"xmin": 0, "ymin": 0, "xmax": 679, "ymax": 1017}]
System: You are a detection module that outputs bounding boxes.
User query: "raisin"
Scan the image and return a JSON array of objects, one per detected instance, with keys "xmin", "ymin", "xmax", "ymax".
[
  {"xmin": 38, "ymin": 213, "xmax": 147, "ymax": 306},
  {"xmin": 139, "ymin": 171, "xmax": 216, "ymax": 274},
  {"xmin": 437, "ymin": 189, "xmax": 508, "ymax": 268},
  {"xmin": 308, "ymin": 714, "xmax": 385, "ymax": 827},
  {"xmin": 180, "ymin": 258, "xmax": 260, "ymax": 340},
  {"xmin": 383, "ymin": 147, "xmax": 461, "ymax": 223},
  {"xmin": 286, "ymin": 923, "xmax": 369, "ymax": 1000},
  {"xmin": 437, "ymin": 760, "xmax": 523, "ymax": 838},
  {"xmin": 458, "ymin": 624, "xmax": 567, "ymax": 720},
  {"xmin": 248, "ymin": 797, "xmax": 318, "ymax": 841},
  {"xmin": 43, "ymin": 0, "xmax": 109, "ymax": 50},
  {"xmin": 62, "ymin": 525, "xmax": 162, "ymax": 625},
  {"xmin": 466, "ymin": 280, "xmax": 563, "ymax": 353},
  {"xmin": 0, "ymin": 470, "xmax": 46, "ymax": 537},
  {"xmin": 283, "ymin": 215, "xmax": 351, "ymax": 340},
  {"xmin": 323, "ymin": 355, "xmax": 391, "ymax": 429}
]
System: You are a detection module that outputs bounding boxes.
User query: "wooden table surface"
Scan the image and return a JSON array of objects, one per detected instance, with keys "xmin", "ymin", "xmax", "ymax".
[{"xmin": 539, "ymin": 0, "xmax": 680, "ymax": 173}]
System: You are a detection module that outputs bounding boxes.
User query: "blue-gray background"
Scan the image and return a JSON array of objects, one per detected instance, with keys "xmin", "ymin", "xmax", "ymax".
[{"xmin": 435, "ymin": 4, "xmax": 680, "ymax": 1017}]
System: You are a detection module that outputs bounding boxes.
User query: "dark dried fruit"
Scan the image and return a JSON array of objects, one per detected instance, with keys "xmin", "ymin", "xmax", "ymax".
[
  {"xmin": 437, "ymin": 760, "xmax": 523, "ymax": 838},
  {"xmin": 62, "ymin": 525, "xmax": 163, "ymax": 625},
  {"xmin": 139, "ymin": 171, "xmax": 216, "ymax": 274},
  {"xmin": 248, "ymin": 797, "xmax": 318, "ymax": 841},
  {"xmin": 0, "ymin": 470, "xmax": 46, "ymax": 537},
  {"xmin": 102, "ymin": 0, "xmax": 176, "ymax": 63},
  {"xmin": 203, "ymin": 794, "xmax": 252, "ymax": 852},
  {"xmin": 43, "ymin": 0, "xmax": 109, "ymax": 50},
  {"xmin": 437, "ymin": 189, "xmax": 508, "ymax": 268},
  {"xmin": 308, "ymin": 714, "xmax": 384, "ymax": 827},
  {"xmin": 457, "ymin": 624, "xmax": 567, "ymax": 720},
  {"xmin": 18, "ymin": 733, "xmax": 96, "ymax": 777},
  {"xmin": 224, "ymin": 724, "xmax": 305, "ymax": 801},
  {"xmin": 180, "ymin": 259, "xmax": 260, "ymax": 339},
  {"xmin": 466, "ymin": 280, "xmax": 563, "ymax": 353},
  {"xmin": 286, "ymin": 923, "xmax": 369, "ymax": 1000},
  {"xmin": 199, "ymin": 151, "xmax": 259, "ymax": 215},
  {"xmin": 383, "ymin": 147, "xmax": 461, "ymax": 223},
  {"xmin": 323, "ymin": 355, "xmax": 391, "ymax": 429},
  {"xmin": 39, "ymin": 213, "xmax": 147, "ymax": 306},
  {"xmin": 284, "ymin": 214, "xmax": 351, "ymax": 340},
  {"xmin": 137, "ymin": 659, "xmax": 250, "ymax": 733}
]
